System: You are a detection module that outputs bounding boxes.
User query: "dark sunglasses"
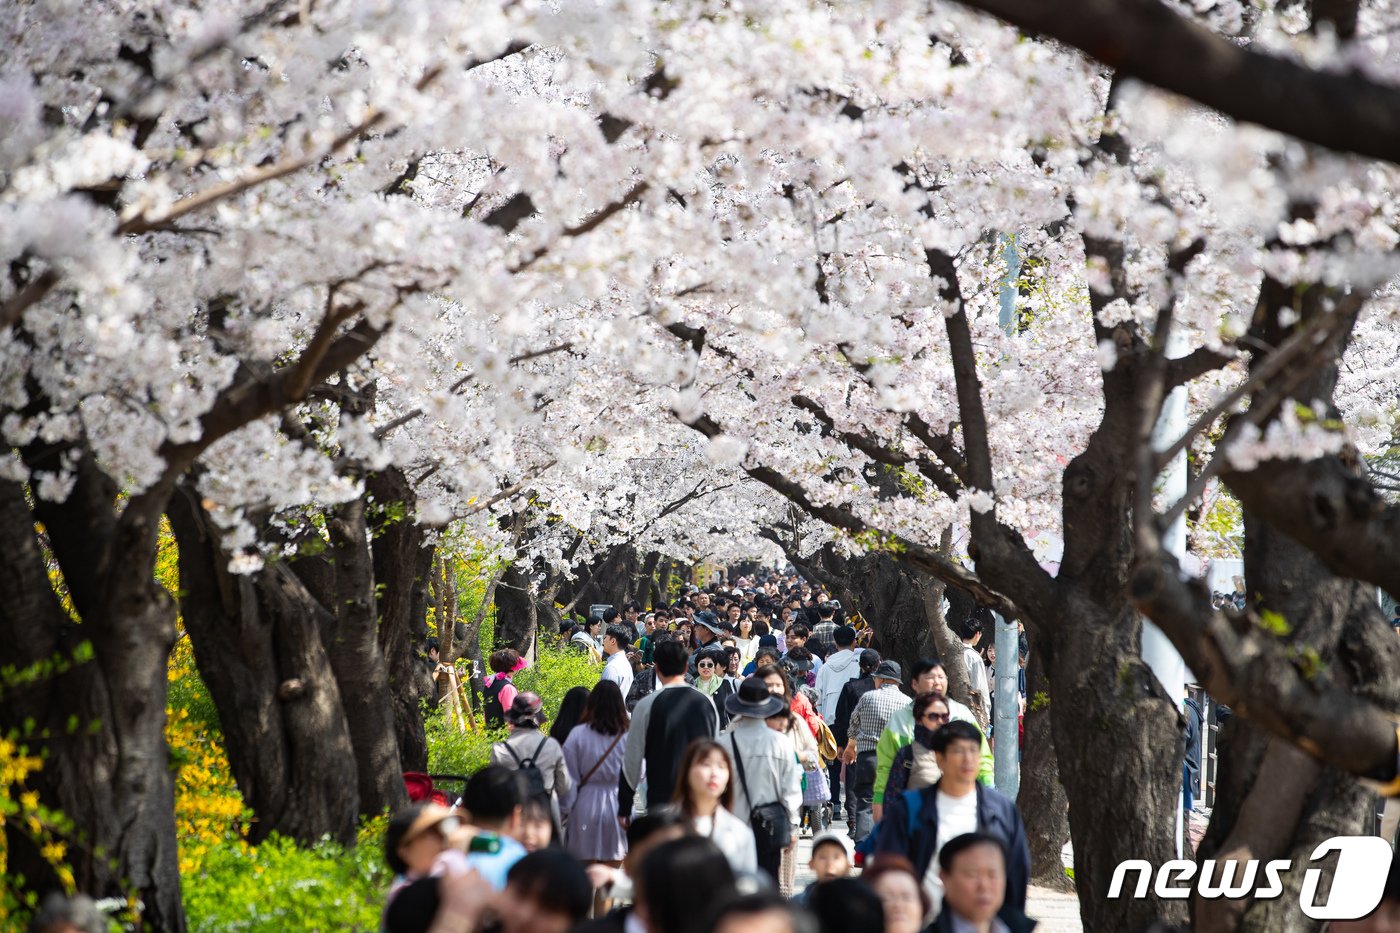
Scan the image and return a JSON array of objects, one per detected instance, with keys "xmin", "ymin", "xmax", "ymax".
[{"xmin": 923, "ymin": 711, "xmax": 950, "ymax": 723}]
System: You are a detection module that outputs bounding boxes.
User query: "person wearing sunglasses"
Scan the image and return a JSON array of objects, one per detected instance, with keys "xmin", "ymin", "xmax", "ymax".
[{"xmin": 882, "ymin": 693, "xmax": 952, "ymax": 802}]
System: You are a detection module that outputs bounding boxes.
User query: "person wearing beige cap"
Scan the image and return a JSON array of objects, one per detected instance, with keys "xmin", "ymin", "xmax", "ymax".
[{"xmin": 383, "ymin": 801, "xmax": 472, "ymax": 907}]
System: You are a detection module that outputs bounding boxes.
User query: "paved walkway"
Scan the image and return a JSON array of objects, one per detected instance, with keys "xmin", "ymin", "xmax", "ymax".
[{"xmin": 792, "ymin": 815, "xmax": 1084, "ymax": 932}]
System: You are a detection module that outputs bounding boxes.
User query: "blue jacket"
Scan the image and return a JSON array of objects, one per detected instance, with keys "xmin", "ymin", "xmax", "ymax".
[{"xmin": 874, "ymin": 781, "xmax": 1031, "ymax": 912}]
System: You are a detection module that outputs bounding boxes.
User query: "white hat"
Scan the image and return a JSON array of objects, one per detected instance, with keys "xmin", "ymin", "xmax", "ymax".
[{"xmin": 810, "ymin": 829, "xmax": 855, "ymax": 861}]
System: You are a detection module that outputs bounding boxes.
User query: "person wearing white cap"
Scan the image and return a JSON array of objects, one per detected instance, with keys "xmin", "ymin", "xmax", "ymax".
[{"xmin": 791, "ymin": 829, "xmax": 855, "ymax": 906}]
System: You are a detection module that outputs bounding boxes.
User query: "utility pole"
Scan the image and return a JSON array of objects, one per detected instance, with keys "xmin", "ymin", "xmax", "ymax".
[
  {"xmin": 1146, "ymin": 328, "xmax": 1191, "ymax": 857},
  {"xmin": 994, "ymin": 233, "xmax": 1021, "ymax": 799}
]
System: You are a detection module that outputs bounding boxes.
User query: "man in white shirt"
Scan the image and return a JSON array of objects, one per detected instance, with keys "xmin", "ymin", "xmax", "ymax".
[
  {"xmin": 955, "ymin": 618, "xmax": 992, "ymax": 730},
  {"xmin": 874, "ymin": 720, "xmax": 1029, "ymax": 920},
  {"xmin": 601, "ymin": 624, "xmax": 635, "ymax": 697}
]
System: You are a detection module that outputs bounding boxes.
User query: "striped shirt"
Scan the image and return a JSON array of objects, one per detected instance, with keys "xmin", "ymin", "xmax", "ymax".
[{"xmin": 850, "ymin": 684, "xmax": 911, "ymax": 753}]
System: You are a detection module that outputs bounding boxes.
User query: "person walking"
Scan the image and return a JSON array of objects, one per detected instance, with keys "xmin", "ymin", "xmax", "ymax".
[
  {"xmin": 600, "ymin": 624, "xmax": 635, "ymax": 697},
  {"xmin": 621, "ymin": 638, "xmax": 720, "ymax": 818},
  {"xmin": 841, "ymin": 660, "xmax": 910, "ymax": 842},
  {"xmin": 954, "ymin": 616, "xmax": 992, "ymax": 731},
  {"xmin": 491, "ymin": 692, "xmax": 572, "ymax": 835},
  {"xmin": 723, "ymin": 677, "xmax": 803, "ymax": 880},
  {"xmin": 883, "ymin": 693, "xmax": 951, "ymax": 802},
  {"xmin": 929, "ymin": 833, "xmax": 1037, "ymax": 933},
  {"xmin": 670, "ymin": 738, "xmax": 757, "ymax": 875},
  {"xmin": 875, "ymin": 721, "xmax": 1030, "ymax": 918},
  {"xmin": 562, "ymin": 681, "xmax": 630, "ymax": 864},
  {"xmin": 815, "ymin": 625, "xmax": 861, "ymax": 821},
  {"xmin": 873, "ymin": 661, "xmax": 994, "ymax": 823},
  {"xmin": 482, "ymin": 648, "xmax": 525, "ymax": 729}
]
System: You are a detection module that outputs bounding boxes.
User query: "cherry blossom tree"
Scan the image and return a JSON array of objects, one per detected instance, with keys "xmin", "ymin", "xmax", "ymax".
[{"xmin": 5, "ymin": 0, "xmax": 1400, "ymax": 929}]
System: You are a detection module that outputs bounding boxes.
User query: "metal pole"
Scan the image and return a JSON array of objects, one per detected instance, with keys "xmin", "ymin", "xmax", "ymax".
[
  {"xmin": 993, "ymin": 234, "xmax": 1021, "ymax": 798},
  {"xmin": 1146, "ymin": 328, "xmax": 1191, "ymax": 857}
]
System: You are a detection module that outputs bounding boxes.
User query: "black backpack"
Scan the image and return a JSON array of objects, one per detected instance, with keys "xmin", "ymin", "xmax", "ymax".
[{"xmin": 504, "ymin": 735, "xmax": 551, "ymax": 799}]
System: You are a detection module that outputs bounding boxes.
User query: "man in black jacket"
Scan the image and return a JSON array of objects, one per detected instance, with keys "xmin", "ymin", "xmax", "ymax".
[
  {"xmin": 831, "ymin": 649, "xmax": 881, "ymax": 829},
  {"xmin": 620, "ymin": 639, "xmax": 719, "ymax": 818},
  {"xmin": 928, "ymin": 832, "xmax": 1037, "ymax": 933}
]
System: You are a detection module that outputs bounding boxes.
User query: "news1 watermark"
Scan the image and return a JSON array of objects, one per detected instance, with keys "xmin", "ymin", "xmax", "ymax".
[{"xmin": 1108, "ymin": 836, "xmax": 1394, "ymax": 920}]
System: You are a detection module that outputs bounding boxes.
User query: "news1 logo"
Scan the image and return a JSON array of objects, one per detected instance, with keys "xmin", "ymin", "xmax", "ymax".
[{"xmin": 1108, "ymin": 836, "xmax": 1393, "ymax": 920}]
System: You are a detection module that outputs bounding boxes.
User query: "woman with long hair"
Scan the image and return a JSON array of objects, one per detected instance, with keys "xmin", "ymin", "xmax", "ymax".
[
  {"xmin": 550, "ymin": 685, "xmax": 591, "ymax": 747},
  {"xmin": 670, "ymin": 738, "xmax": 757, "ymax": 875},
  {"xmin": 561, "ymin": 680, "xmax": 630, "ymax": 866},
  {"xmin": 734, "ymin": 615, "xmax": 759, "ymax": 668}
]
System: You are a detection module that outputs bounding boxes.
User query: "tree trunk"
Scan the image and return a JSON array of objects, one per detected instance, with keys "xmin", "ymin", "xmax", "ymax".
[
  {"xmin": 1018, "ymin": 640, "xmax": 1073, "ymax": 890},
  {"xmin": 1043, "ymin": 595, "xmax": 1183, "ymax": 931},
  {"xmin": 495, "ymin": 560, "xmax": 542, "ymax": 653},
  {"xmin": 167, "ymin": 491, "xmax": 360, "ymax": 845},
  {"xmin": 1194, "ymin": 272, "xmax": 1395, "ymax": 932},
  {"xmin": 324, "ymin": 496, "xmax": 410, "ymax": 815},
  {"xmin": 1, "ymin": 466, "xmax": 188, "ymax": 931},
  {"xmin": 655, "ymin": 558, "xmax": 676, "ymax": 606},
  {"xmin": 367, "ymin": 469, "xmax": 431, "ymax": 774}
]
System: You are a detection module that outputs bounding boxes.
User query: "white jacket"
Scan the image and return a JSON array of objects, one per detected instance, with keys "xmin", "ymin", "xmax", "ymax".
[
  {"xmin": 815, "ymin": 648, "xmax": 861, "ymax": 721},
  {"xmin": 724, "ymin": 718, "xmax": 804, "ymax": 829}
]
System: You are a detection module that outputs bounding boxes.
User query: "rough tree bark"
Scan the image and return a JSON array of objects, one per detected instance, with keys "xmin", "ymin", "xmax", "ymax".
[
  {"xmin": 167, "ymin": 489, "xmax": 360, "ymax": 845},
  {"xmin": 1018, "ymin": 638, "xmax": 1073, "ymax": 890},
  {"xmin": 0, "ymin": 452, "xmax": 187, "ymax": 930},
  {"xmin": 368, "ymin": 468, "xmax": 432, "ymax": 774},
  {"xmin": 1193, "ymin": 276, "xmax": 1394, "ymax": 933}
]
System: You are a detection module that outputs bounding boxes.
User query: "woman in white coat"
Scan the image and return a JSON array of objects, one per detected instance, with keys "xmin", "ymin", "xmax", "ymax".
[{"xmin": 670, "ymin": 738, "xmax": 757, "ymax": 876}]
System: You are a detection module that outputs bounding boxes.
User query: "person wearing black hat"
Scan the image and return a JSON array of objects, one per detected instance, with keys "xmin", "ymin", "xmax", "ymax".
[
  {"xmin": 724, "ymin": 676, "xmax": 803, "ymax": 880},
  {"xmin": 689, "ymin": 611, "xmax": 726, "ymax": 676},
  {"xmin": 841, "ymin": 660, "xmax": 911, "ymax": 842}
]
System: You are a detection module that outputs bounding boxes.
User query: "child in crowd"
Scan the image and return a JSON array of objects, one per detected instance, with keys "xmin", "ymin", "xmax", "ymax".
[
  {"xmin": 518, "ymin": 796, "xmax": 554, "ymax": 853},
  {"xmin": 792, "ymin": 831, "xmax": 854, "ymax": 906}
]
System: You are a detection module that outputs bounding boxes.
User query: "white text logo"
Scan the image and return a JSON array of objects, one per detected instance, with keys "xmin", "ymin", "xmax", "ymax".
[{"xmin": 1108, "ymin": 835, "xmax": 1392, "ymax": 920}]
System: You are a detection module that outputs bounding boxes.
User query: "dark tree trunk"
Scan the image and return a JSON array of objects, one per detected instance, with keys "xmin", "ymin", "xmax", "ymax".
[
  {"xmin": 167, "ymin": 490, "xmax": 360, "ymax": 845},
  {"xmin": 320, "ymin": 496, "xmax": 411, "ymax": 815},
  {"xmin": 635, "ymin": 550, "xmax": 661, "ymax": 606},
  {"xmin": 655, "ymin": 558, "xmax": 676, "ymax": 606},
  {"xmin": 1194, "ymin": 279, "xmax": 1393, "ymax": 933},
  {"xmin": 1018, "ymin": 640, "xmax": 1073, "ymax": 890},
  {"xmin": 494, "ymin": 560, "xmax": 540, "ymax": 653},
  {"xmin": 0, "ymin": 463, "xmax": 187, "ymax": 931},
  {"xmin": 368, "ymin": 469, "xmax": 431, "ymax": 774}
]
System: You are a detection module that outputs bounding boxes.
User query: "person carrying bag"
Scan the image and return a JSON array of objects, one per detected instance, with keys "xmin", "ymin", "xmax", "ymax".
[{"xmin": 723, "ymin": 677, "xmax": 802, "ymax": 878}]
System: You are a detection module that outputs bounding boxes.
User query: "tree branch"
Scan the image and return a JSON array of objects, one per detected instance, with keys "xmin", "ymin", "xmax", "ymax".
[
  {"xmin": 680, "ymin": 410, "xmax": 1017, "ymax": 615},
  {"xmin": 1165, "ymin": 346, "xmax": 1236, "ymax": 388},
  {"xmin": 954, "ymin": 0, "xmax": 1400, "ymax": 165},
  {"xmin": 1132, "ymin": 550, "xmax": 1398, "ymax": 782},
  {"xmin": 511, "ymin": 181, "xmax": 649, "ymax": 272},
  {"xmin": 792, "ymin": 394, "xmax": 963, "ymax": 498},
  {"xmin": 1225, "ymin": 455, "xmax": 1400, "ymax": 599}
]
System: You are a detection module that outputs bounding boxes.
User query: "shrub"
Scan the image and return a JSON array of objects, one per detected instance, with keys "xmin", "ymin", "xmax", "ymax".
[
  {"xmin": 425, "ymin": 640, "xmax": 598, "ymax": 779},
  {"xmin": 183, "ymin": 820, "xmax": 388, "ymax": 933}
]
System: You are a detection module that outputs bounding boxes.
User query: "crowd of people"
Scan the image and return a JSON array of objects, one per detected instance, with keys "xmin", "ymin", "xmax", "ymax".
[{"xmin": 381, "ymin": 572, "xmax": 1038, "ymax": 933}]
